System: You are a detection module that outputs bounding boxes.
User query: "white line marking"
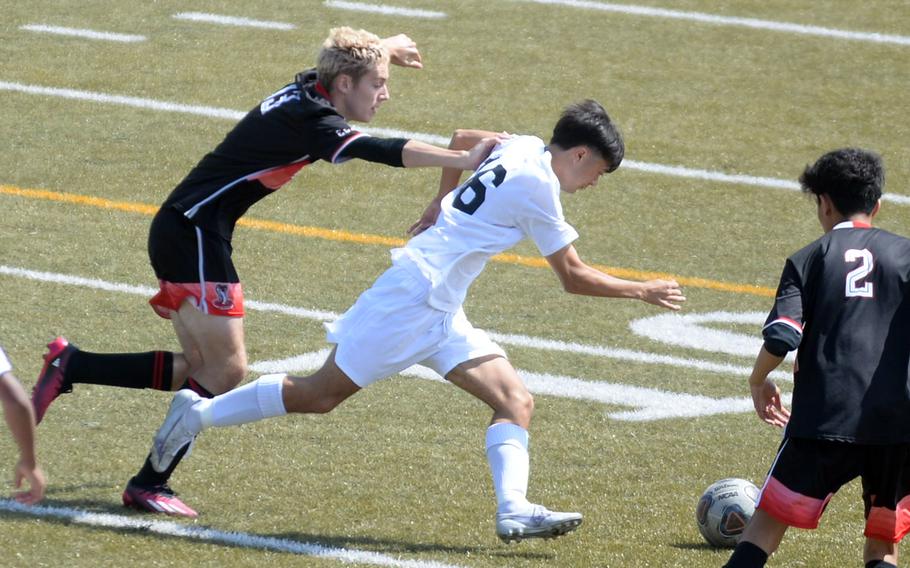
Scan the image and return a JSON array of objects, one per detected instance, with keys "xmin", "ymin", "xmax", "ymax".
[
  {"xmin": 0, "ymin": 500, "xmax": 466, "ymax": 568},
  {"xmin": 514, "ymin": 0, "xmax": 910, "ymax": 46},
  {"xmin": 0, "ymin": 79, "xmax": 907, "ymax": 204},
  {"xmin": 20, "ymin": 24, "xmax": 146, "ymax": 43},
  {"xmin": 251, "ymin": 349, "xmax": 791, "ymax": 421},
  {"xmin": 0, "ymin": 264, "xmax": 788, "ymax": 383},
  {"xmin": 172, "ymin": 12, "xmax": 296, "ymax": 31},
  {"xmin": 324, "ymin": 1, "xmax": 447, "ymax": 19}
]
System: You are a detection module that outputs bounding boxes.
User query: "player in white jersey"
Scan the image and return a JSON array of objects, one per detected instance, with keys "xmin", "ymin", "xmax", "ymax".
[
  {"xmin": 150, "ymin": 100, "xmax": 685, "ymax": 541},
  {"xmin": 0, "ymin": 346, "xmax": 45, "ymax": 504}
]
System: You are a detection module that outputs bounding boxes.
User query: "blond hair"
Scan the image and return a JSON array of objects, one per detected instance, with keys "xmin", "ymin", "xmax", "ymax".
[{"xmin": 317, "ymin": 27, "xmax": 389, "ymax": 91}]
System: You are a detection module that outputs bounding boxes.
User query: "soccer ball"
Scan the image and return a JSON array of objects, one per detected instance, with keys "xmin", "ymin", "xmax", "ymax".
[{"xmin": 695, "ymin": 478, "xmax": 759, "ymax": 548}]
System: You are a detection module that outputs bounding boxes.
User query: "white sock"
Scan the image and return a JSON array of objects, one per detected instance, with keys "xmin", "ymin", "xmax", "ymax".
[
  {"xmin": 485, "ymin": 422, "xmax": 531, "ymax": 515},
  {"xmin": 192, "ymin": 374, "xmax": 287, "ymax": 430}
]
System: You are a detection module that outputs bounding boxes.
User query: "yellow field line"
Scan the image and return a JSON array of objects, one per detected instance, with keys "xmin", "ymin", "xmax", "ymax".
[{"xmin": 0, "ymin": 184, "xmax": 776, "ymax": 297}]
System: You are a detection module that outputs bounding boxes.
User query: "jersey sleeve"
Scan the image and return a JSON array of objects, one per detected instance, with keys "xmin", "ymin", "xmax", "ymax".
[
  {"xmin": 512, "ymin": 173, "xmax": 579, "ymax": 257},
  {"xmin": 305, "ymin": 112, "xmax": 368, "ymax": 164},
  {"xmin": 761, "ymin": 258, "xmax": 805, "ymax": 354}
]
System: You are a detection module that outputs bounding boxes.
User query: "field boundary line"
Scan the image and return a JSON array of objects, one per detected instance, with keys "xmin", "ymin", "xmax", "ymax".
[
  {"xmin": 19, "ymin": 24, "xmax": 146, "ymax": 42},
  {"xmin": 0, "ymin": 500, "xmax": 467, "ymax": 568},
  {"xmin": 324, "ymin": 1, "xmax": 447, "ymax": 19},
  {"xmin": 514, "ymin": 0, "xmax": 910, "ymax": 46},
  {"xmin": 0, "ymin": 183, "xmax": 775, "ymax": 297},
  {"xmin": 2, "ymin": 80, "xmax": 907, "ymax": 207}
]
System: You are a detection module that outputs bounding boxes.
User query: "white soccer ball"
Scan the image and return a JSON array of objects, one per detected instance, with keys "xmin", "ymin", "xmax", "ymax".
[{"xmin": 695, "ymin": 477, "xmax": 759, "ymax": 548}]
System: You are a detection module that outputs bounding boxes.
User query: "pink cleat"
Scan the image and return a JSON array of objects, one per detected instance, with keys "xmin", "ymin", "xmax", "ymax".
[
  {"xmin": 32, "ymin": 337, "xmax": 77, "ymax": 424},
  {"xmin": 122, "ymin": 480, "xmax": 198, "ymax": 518}
]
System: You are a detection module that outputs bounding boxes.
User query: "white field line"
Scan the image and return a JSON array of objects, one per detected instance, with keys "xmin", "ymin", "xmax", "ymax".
[
  {"xmin": 0, "ymin": 500, "xmax": 466, "ymax": 568},
  {"xmin": 173, "ymin": 12, "xmax": 296, "ymax": 30},
  {"xmin": 251, "ymin": 349, "xmax": 791, "ymax": 421},
  {"xmin": 1, "ymin": 79, "xmax": 906, "ymax": 205},
  {"xmin": 0, "ymin": 264, "xmax": 788, "ymax": 383},
  {"xmin": 514, "ymin": 0, "xmax": 910, "ymax": 47},
  {"xmin": 324, "ymin": 1, "xmax": 446, "ymax": 19},
  {"xmin": 19, "ymin": 24, "xmax": 146, "ymax": 43}
]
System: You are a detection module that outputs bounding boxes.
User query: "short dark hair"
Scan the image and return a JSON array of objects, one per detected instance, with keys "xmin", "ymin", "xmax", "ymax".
[
  {"xmin": 799, "ymin": 148, "xmax": 883, "ymax": 215},
  {"xmin": 550, "ymin": 100, "xmax": 624, "ymax": 172}
]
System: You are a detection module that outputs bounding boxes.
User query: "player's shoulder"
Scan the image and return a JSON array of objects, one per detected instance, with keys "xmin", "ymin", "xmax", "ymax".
[{"xmin": 495, "ymin": 136, "xmax": 552, "ymax": 182}]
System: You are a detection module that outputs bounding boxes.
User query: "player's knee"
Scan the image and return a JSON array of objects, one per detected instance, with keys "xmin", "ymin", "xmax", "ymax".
[{"xmin": 502, "ymin": 388, "xmax": 534, "ymax": 423}]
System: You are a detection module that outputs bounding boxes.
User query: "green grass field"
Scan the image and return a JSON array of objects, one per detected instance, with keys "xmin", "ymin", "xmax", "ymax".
[{"xmin": 1, "ymin": 1, "xmax": 908, "ymax": 566}]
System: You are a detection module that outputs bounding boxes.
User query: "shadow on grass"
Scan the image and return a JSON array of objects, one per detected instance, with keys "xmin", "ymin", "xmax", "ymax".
[
  {"xmin": 0, "ymin": 498, "xmax": 554, "ymax": 562},
  {"xmin": 671, "ymin": 540, "xmax": 729, "ymax": 552}
]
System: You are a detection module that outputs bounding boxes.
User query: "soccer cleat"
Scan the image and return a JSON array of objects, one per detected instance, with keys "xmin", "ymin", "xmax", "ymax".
[
  {"xmin": 122, "ymin": 479, "xmax": 198, "ymax": 518},
  {"xmin": 32, "ymin": 336, "xmax": 77, "ymax": 424},
  {"xmin": 495, "ymin": 505, "xmax": 583, "ymax": 543},
  {"xmin": 151, "ymin": 389, "xmax": 202, "ymax": 473}
]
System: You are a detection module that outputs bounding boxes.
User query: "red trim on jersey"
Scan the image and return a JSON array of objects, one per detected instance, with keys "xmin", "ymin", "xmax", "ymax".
[
  {"xmin": 314, "ymin": 81, "xmax": 330, "ymax": 99},
  {"xmin": 851, "ymin": 221, "xmax": 872, "ymax": 228},
  {"xmin": 865, "ymin": 495, "xmax": 910, "ymax": 543},
  {"xmin": 769, "ymin": 316, "xmax": 803, "ymax": 331},
  {"xmin": 150, "ymin": 280, "xmax": 244, "ymax": 319},
  {"xmin": 331, "ymin": 131, "xmax": 368, "ymax": 163},
  {"xmin": 249, "ymin": 160, "xmax": 312, "ymax": 190},
  {"xmin": 758, "ymin": 476, "xmax": 831, "ymax": 529}
]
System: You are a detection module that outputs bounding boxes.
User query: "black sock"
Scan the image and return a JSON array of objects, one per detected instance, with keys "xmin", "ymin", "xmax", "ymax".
[
  {"xmin": 66, "ymin": 350, "xmax": 173, "ymax": 391},
  {"xmin": 131, "ymin": 378, "xmax": 214, "ymax": 487},
  {"xmin": 724, "ymin": 541, "xmax": 769, "ymax": 568},
  {"xmin": 866, "ymin": 561, "xmax": 897, "ymax": 568}
]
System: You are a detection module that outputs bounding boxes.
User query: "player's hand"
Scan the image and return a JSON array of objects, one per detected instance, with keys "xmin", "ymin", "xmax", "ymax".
[
  {"xmin": 640, "ymin": 279, "xmax": 686, "ymax": 310},
  {"xmin": 408, "ymin": 198, "xmax": 441, "ymax": 236},
  {"xmin": 383, "ymin": 34, "xmax": 423, "ymax": 69},
  {"xmin": 750, "ymin": 379, "xmax": 790, "ymax": 428},
  {"xmin": 13, "ymin": 459, "xmax": 46, "ymax": 505},
  {"xmin": 463, "ymin": 133, "xmax": 510, "ymax": 171}
]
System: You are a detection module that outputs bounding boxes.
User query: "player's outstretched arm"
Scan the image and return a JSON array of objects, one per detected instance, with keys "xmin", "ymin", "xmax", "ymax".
[
  {"xmin": 382, "ymin": 34, "xmax": 422, "ymax": 69},
  {"xmin": 0, "ymin": 372, "xmax": 46, "ymax": 504},
  {"xmin": 545, "ymin": 244, "xmax": 686, "ymax": 310},
  {"xmin": 407, "ymin": 129, "xmax": 507, "ymax": 235},
  {"xmin": 748, "ymin": 346, "xmax": 790, "ymax": 428}
]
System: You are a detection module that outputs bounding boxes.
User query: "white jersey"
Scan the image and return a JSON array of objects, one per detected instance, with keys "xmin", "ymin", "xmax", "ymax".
[{"xmin": 392, "ymin": 135, "xmax": 579, "ymax": 312}]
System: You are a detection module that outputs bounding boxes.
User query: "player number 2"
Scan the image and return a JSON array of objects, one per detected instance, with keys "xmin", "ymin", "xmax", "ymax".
[
  {"xmin": 453, "ymin": 164, "xmax": 507, "ymax": 215},
  {"xmin": 844, "ymin": 248, "xmax": 874, "ymax": 298}
]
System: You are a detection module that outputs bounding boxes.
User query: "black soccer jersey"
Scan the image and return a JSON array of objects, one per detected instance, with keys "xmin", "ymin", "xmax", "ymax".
[
  {"xmin": 763, "ymin": 221, "xmax": 910, "ymax": 443},
  {"xmin": 162, "ymin": 69, "xmax": 366, "ymax": 239}
]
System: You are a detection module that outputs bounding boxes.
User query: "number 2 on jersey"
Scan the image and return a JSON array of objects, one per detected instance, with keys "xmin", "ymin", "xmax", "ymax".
[
  {"xmin": 453, "ymin": 164, "xmax": 507, "ymax": 215},
  {"xmin": 844, "ymin": 248, "xmax": 874, "ymax": 298}
]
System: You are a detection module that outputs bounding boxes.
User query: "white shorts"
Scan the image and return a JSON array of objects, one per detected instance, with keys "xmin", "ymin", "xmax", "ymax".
[
  {"xmin": 0, "ymin": 346, "xmax": 12, "ymax": 376},
  {"xmin": 325, "ymin": 265, "xmax": 506, "ymax": 387}
]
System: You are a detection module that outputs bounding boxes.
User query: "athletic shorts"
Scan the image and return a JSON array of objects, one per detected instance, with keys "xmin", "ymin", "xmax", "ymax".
[
  {"xmin": 758, "ymin": 436, "xmax": 910, "ymax": 542},
  {"xmin": 0, "ymin": 346, "xmax": 11, "ymax": 375},
  {"xmin": 326, "ymin": 265, "xmax": 506, "ymax": 388},
  {"xmin": 147, "ymin": 207, "xmax": 244, "ymax": 319}
]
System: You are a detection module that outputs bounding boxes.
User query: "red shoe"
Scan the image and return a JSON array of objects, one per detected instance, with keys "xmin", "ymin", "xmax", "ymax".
[
  {"xmin": 32, "ymin": 337, "xmax": 76, "ymax": 424},
  {"xmin": 122, "ymin": 479, "xmax": 198, "ymax": 518}
]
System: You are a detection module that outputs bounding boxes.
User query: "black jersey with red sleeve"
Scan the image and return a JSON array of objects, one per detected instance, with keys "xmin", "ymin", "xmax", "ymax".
[
  {"xmin": 762, "ymin": 221, "xmax": 910, "ymax": 444},
  {"xmin": 161, "ymin": 69, "xmax": 403, "ymax": 240}
]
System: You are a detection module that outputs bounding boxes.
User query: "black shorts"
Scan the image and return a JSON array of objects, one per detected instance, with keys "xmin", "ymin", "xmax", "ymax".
[
  {"xmin": 758, "ymin": 436, "xmax": 910, "ymax": 542},
  {"xmin": 146, "ymin": 207, "xmax": 244, "ymax": 319}
]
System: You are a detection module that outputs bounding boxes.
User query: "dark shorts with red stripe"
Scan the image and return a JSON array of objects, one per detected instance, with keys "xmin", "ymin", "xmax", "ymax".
[
  {"xmin": 147, "ymin": 207, "xmax": 244, "ymax": 319},
  {"xmin": 758, "ymin": 436, "xmax": 910, "ymax": 542}
]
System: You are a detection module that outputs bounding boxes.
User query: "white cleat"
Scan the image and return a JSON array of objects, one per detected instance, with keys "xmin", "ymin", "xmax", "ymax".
[
  {"xmin": 150, "ymin": 389, "xmax": 202, "ymax": 472},
  {"xmin": 496, "ymin": 505, "xmax": 583, "ymax": 543}
]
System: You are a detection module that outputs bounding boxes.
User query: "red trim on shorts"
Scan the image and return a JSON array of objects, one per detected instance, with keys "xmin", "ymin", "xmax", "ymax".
[
  {"xmin": 150, "ymin": 280, "xmax": 244, "ymax": 319},
  {"xmin": 865, "ymin": 495, "xmax": 910, "ymax": 543},
  {"xmin": 152, "ymin": 351, "xmax": 163, "ymax": 390},
  {"xmin": 758, "ymin": 476, "xmax": 831, "ymax": 529}
]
